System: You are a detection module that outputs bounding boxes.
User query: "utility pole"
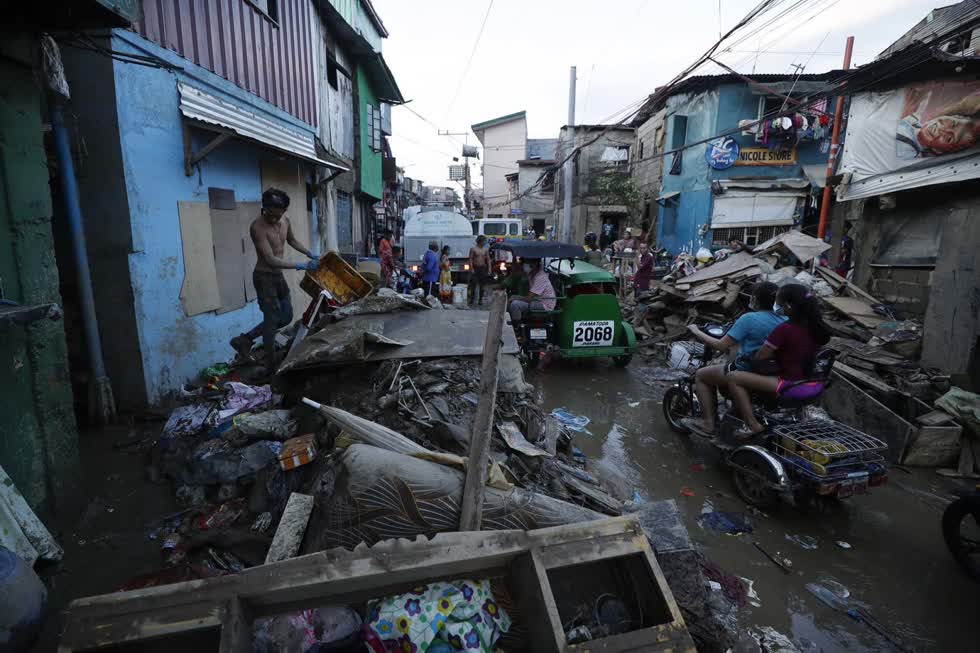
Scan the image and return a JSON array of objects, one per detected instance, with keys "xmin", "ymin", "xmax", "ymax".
[
  {"xmin": 817, "ymin": 36, "xmax": 854, "ymax": 241},
  {"xmin": 440, "ymin": 130, "xmax": 477, "ymax": 216},
  {"xmin": 561, "ymin": 65, "xmax": 576, "ymax": 243}
]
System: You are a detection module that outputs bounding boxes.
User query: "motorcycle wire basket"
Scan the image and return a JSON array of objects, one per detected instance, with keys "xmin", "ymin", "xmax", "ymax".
[
  {"xmin": 771, "ymin": 420, "xmax": 888, "ymax": 482},
  {"xmin": 667, "ymin": 340, "xmax": 711, "ymax": 373}
]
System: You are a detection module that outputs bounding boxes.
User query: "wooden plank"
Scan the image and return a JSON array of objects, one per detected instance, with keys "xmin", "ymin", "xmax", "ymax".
[
  {"xmin": 922, "ymin": 206, "xmax": 980, "ymax": 373},
  {"xmin": 177, "ymin": 201, "xmax": 221, "ymax": 316},
  {"xmin": 917, "ymin": 410, "xmax": 957, "ymax": 427},
  {"xmin": 815, "ymin": 265, "xmax": 879, "ymax": 304},
  {"xmin": 673, "ymin": 251, "xmax": 757, "ymax": 285},
  {"xmin": 62, "ymin": 518, "xmax": 657, "ymax": 650},
  {"xmin": 541, "ymin": 416, "xmax": 559, "ymax": 456},
  {"xmin": 833, "ymin": 361, "xmax": 897, "ymax": 396},
  {"xmin": 218, "ymin": 597, "xmax": 252, "ymax": 653},
  {"xmin": 238, "ymin": 202, "xmax": 261, "ymax": 302},
  {"xmin": 823, "ymin": 296, "xmax": 886, "ymax": 329},
  {"xmin": 823, "ymin": 373, "xmax": 911, "ymax": 462},
  {"xmin": 210, "ymin": 206, "xmax": 247, "ymax": 315},
  {"xmin": 459, "ymin": 291, "xmax": 507, "ymax": 531},
  {"xmin": 264, "ymin": 493, "xmax": 314, "ymax": 564},
  {"xmin": 563, "ymin": 475, "xmax": 623, "ymax": 515}
]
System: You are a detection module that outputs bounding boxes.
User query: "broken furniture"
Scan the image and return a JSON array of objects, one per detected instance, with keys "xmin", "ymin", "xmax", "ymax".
[
  {"xmin": 59, "ymin": 516, "xmax": 694, "ymax": 652},
  {"xmin": 823, "ymin": 373, "xmax": 962, "ymax": 465}
]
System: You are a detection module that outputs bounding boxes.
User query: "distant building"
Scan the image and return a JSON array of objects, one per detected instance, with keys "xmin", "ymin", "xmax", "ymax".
[
  {"xmin": 553, "ymin": 125, "xmax": 636, "ymax": 245},
  {"xmin": 472, "ymin": 111, "xmax": 527, "ymax": 219},
  {"xmin": 632, "ymin": 72, "xmax": 840, "ymax": 253}
]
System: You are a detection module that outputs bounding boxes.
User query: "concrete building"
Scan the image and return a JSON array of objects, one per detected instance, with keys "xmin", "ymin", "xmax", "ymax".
[
  {"xmin": 633, "ymin": 73, "xmax": 840, "ymax": 253},
  {"xmin": 832, "ymin": 2, "xmax": 980, "ymax": 385},
  {"xmin": 59, "ymin": 0, "xmax": 400, "ymax": 407},
  {"xmin": 471, "ymin": 111, "xmax": 527, "ymax": 219},
  {"xmin": 553, "ymin": 125, "xmax": 636, "ymax": 245},
  {"xmin": 631, "ymin": 108, "xmax": 668, "ymax": 238},
  {"xmin": 1, "ymin": 3, "xmax": 141, "ymax": 515}
]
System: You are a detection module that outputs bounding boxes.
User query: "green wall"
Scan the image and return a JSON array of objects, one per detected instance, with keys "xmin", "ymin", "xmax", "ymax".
[
  {"xmin": 357, "ymin": 67, "xmax": 382, "ymax": 200},
  {"xmin": 0, "ymin": 40, "xmax": 81, "ymax": 514}
]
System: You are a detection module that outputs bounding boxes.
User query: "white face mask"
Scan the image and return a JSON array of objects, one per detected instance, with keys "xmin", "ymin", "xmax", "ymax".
[
  {"xmin": 522, "ymin": 264, "xmax": 531, "ymax": 274},
  {"xmin": 773, "ymin": 303, "xmax": 786, "ymax": 316}
]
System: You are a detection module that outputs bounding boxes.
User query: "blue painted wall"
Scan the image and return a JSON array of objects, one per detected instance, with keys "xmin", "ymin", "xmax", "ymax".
[
  {"xmin": 108, "ymin": 31, "xmax": 316, "ymax": 403},
  {"xmin": 656, "ymin": 83, "xmax": 829, "ymax": 254}
]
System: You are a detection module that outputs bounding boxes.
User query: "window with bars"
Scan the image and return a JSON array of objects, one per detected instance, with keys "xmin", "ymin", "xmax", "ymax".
[
  {"xmin": 367, "ymin": 104, "xmax": 382, "ymax": 152},
  {"xmin": 711, "ymin": 224, "xmax": 790, "ymax": 248}
]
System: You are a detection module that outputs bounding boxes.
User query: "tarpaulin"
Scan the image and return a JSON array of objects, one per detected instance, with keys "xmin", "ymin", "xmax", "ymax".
[
  {"xmin": 838, "ymin": 81, "xmax": 980, "ymax": 200},
  {"xmin": 711, "ymin": 191, "xmax": 800, "ymax": 228}
]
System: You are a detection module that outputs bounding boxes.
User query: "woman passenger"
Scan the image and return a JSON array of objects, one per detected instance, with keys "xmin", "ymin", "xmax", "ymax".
[{"xmin": 727, "ymin": 284, "xmax": 831, "ymax": 436}]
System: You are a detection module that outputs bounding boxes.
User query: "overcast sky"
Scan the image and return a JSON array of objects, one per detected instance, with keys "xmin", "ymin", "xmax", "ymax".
[{"xmin": 374, "ymin": 0, "xmax": 946, "ymax": 189}]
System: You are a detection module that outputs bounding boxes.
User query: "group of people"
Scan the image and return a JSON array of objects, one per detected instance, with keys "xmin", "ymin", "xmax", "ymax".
[
  {"xmin": 416, "ymin": 235, "xmax": 492, "ymax": 306},
  {"xmin": 684, "ymin": 281, "xmax": 831, "ymax": 438}
]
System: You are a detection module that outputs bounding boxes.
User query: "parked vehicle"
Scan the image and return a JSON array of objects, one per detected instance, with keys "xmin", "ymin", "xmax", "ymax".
[
  {"xmin": 493, "ymin": 240, "xmax": 637, "ymax": 367},
  {"xmin": 471, "ymin": 217, "xmax": 523, "ymax": 243},
  {"xmin": 943, "ymin": 486, "xmax": 980, "ymax": 581},
  {"xmin": 403, "ymin": 206, "xmax": 474, "ymax": 280},
  {"xmin": 662, "ymin": 331, "xmax": 889, "ymax": 508}
]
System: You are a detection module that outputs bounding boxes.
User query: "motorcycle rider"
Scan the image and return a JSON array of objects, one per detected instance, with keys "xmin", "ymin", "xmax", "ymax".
[
  {"xmin": 681, "ymin": 282, "xmax": 783, "ymax": 435},
  {"xmin": 727, "ymin": 283, "xmax": 831, "ymax": 437}
]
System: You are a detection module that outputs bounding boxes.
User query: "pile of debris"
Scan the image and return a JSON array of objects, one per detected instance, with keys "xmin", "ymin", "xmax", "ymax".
[{"xmin": 133, "ymin": 294, "xmax": 626, "ymax": 587}]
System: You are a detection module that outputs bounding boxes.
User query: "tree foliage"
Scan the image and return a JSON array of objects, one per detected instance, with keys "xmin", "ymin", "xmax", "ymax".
[{"xmin": 595, "ymin": 172, "xmax": 642, "ymax": 218}]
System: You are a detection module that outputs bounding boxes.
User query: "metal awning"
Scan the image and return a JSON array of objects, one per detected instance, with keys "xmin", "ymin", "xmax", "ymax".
[
  {"xmin": 719, "ymin": 178, "xmax": 810, "ymax": 191},
  {"xmin": 656, "ymin": 191, "xmax": 680, "ymax": 205},
  {"xmin": 177, "ymin": 83, "xmax": 347, "ymax": 171}
]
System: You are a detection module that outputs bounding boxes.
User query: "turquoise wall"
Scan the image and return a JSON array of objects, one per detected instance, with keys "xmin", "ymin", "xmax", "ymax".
[{"xmin": 358, "ymin": 67, "xmax": 382, "ymax": 200}]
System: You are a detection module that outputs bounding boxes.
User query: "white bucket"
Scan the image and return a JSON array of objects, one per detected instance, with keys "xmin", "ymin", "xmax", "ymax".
[{"xmin": 452, "ymin": 284, "xmax": 468, "ymax": 305}]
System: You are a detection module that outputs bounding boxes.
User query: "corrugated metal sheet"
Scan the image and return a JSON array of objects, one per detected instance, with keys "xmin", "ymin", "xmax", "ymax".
[
  {"xmin": 178, "ymin": 82, "xmax": 346, "ymax": 170},
  {"xmin": 134, "ymin": 0, "xmax": 317, "ymax": 127},
  {"xmin": 878, "ymin": 2, "xmax": 980, "ymax": 60}
]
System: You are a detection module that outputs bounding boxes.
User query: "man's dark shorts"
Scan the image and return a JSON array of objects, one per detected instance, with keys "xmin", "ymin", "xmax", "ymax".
[{"xmin": 253, "ymin": 270, "xmax": 290, "ymax": 316}]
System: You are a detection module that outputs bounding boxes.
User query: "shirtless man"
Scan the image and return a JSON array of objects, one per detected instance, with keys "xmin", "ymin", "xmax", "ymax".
[
  {"xmin": 467, "ymin": 235, "xmax": 490, "ymax": 306},
  {"xmin": 230, "ymin": 187, "xmax": 318, "ymax": 371}
]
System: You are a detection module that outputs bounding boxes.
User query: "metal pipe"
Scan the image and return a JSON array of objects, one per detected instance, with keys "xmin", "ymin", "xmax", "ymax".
[
  {"xmin": 817, "ymin": 36, "xmax": 854, "ymax": 240},
  {"xmin": 561, "ymin": 66, "xmax": 576, "ymax": 243},
  {"xmin": 50, "ymin": 100, "xmax": 115, "ymax": 422}
]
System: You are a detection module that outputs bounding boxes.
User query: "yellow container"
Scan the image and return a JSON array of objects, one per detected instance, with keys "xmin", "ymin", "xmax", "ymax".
[
  {"xmin": 799, "ymin": 439, "xmax": 848, "ymax": 465},
  {"xmin": 300, "ymin": 252, "xmax": 373, "ymax": 304}
]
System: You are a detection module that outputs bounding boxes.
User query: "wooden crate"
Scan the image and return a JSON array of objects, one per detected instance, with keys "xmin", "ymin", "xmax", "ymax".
[{"xmin": 59, "ymin": 516, "xmax": 694, "ymax": 652}]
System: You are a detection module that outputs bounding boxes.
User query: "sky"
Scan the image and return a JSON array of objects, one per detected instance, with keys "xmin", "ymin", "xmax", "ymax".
[{"xmin": 374, "ymin": 0, "xmax": 948, "ymax": 190}]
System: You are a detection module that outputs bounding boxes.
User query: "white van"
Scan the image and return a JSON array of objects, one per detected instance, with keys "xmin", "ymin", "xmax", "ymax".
[{"xmin": 471, "ymin": 218, "xmax": 522, "ymax": 242}]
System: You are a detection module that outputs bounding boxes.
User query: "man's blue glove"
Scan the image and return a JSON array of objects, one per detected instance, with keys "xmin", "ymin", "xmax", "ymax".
[
  {"xmin": 296, "ymin": 260, "xmax": 319, "ymax": 271},
  {"xmin": 306, "ymin": 250, "xmax": 317, "ymax": 260}
]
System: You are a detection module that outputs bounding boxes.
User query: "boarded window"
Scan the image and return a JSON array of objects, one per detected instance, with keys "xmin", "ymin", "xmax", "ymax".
[
  {"xmin": 669, "ymin": 115, "xmax": 687, "ymax": 175},
  {"xmin": 367, "ymin": 105, "xmax": 382, "ymax": 152}
]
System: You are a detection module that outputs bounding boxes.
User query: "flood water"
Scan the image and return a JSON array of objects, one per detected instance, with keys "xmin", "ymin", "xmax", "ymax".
[{"xmin": 531, "ymin": 359, "xmax": 978, "ymax": 652}]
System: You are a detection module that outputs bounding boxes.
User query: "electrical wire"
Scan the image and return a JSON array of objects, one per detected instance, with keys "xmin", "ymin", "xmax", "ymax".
[{"xmin": 442, "ymin": 0, "xmax": 495, "ymax": 123}]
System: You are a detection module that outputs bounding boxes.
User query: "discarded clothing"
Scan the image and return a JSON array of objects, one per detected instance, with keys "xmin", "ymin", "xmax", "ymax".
[
  {"xmin": 551, "ymin": 408, "xmax": 591, "ymax": 434},
  {"xmin": 162, "ymin": 403, "xmax": 214, "ymax": 438},
  {"xmin": 697, "ymin": 511, "xmax": 753, "ymax": 535},
  {"xmin": 216, "ymin": 382, "xmax": 275, "ymax": 422},
  {"xmin": 365, "ymin": 580, "xmax": 510, "ymax": 653},
  {"xmin": 253, "ymin": 606, "xmax": 361, "ymax": 653}
]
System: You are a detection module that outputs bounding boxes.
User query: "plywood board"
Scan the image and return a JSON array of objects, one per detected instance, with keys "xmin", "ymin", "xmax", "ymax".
[
  {"xmin": 210, "ymin": 207, "xmax": 247, "ymax": 315},
  {"xmin": 675, "ymin": 251, "xmax": 757, "ymax": 285},
  {"xmin": 822, "ymin": 296, "xmax": 886, "ymax": 329},
  {"xmin": 261, "ymin": 159, "xmax": 310, "ymax": 320},
  {"xmin": 177, "ymin": 201, "xmax": 221, "ymax": 316}
]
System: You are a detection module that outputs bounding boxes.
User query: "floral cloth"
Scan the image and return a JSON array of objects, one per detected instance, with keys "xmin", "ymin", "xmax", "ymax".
[{"xmin": 364, "ymin": 579, "xmax": 511, "ymax": 652}]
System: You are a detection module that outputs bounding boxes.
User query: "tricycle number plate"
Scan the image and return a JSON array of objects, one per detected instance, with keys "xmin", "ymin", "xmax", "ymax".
[
  {"xmin": 529, "ymin": 328, "xmax": 548, "ymax": 340},
  {"xmin": 572, "ymin": 320, "xmax": 615, "ymax": 347},
  {"xmin": 836, "ymin": 473, "xmax": 869, "ymax": 498}
]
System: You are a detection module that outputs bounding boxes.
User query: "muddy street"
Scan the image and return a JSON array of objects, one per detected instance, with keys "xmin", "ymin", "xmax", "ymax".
[{"xmin": 530, "ymin": 359, "xmax": 979, "ymax": 652}]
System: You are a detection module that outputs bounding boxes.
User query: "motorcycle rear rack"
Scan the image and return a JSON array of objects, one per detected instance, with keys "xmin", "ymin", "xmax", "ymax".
[
  {"xmin": 772, "ymin": 445, "xmax": 886, "ymax": 484},
  {"xmin": 773, "ymin": 420, "xmax": 888, "ymax": 456}
]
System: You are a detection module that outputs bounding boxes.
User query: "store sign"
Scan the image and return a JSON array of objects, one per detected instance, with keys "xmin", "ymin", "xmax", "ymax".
[
  {"xmin": 705, "ymin": 137, "xmax": 740, "ymax": 170},
  {"xmin": 736, "ymin": 147, "xmax": 797, "ymax": 166}
]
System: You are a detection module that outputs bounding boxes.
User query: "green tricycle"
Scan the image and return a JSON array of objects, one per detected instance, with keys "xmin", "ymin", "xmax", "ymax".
[{"xmin": 493, "ymin": 240, "xmax": 637, "ymax": 367}]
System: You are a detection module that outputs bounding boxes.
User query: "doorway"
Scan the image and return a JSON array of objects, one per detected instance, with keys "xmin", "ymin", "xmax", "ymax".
[
  {"xmin": 599, "ymin": 213, "xmax": 623, "ymax": 250},
  {"xmin": 532, "ymin": 218, "xmax": 546, "ymax": 237}
]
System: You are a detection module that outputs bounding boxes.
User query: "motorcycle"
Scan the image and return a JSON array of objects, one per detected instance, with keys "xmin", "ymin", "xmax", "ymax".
[
  {"xmin": 662, "ymin": 326, "xmax": 889, "ymax": 509},
  {"xmin": 943, "ymin": 487, "xmax": 980, "ymax": 581}
]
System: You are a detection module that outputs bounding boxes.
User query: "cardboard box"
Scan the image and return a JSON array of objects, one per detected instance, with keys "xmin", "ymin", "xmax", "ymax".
[{"xmin": 279, "ymin": 434, "xmax": 317, "ymax": 471}]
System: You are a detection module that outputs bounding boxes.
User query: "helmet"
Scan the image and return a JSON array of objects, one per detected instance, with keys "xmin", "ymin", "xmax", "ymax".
[{"xmin": 584, "ymin": 231, "xmax": 597, "ymax": 244}]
